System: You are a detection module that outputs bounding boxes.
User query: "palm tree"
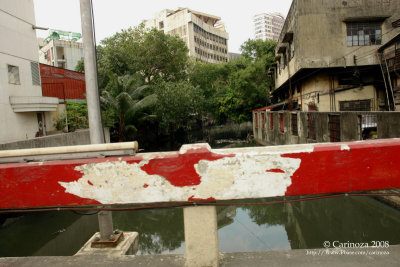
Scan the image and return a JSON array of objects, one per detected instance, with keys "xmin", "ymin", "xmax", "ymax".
[{"xmin": 101, "ymin": 73, "xmax": 157, "ymax": 142}]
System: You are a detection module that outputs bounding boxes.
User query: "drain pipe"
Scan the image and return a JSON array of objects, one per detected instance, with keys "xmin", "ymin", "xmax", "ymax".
[{"xmin": 80, "ymin": 0, "xmax": 113, "ymax": 242}]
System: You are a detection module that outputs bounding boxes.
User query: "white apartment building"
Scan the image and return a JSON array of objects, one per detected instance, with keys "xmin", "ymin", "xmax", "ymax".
[
  {"xmin": 39, "ymin": 30, "xmax": 83, "ymax": 71},
  {"xmin": 0, "ymin": 0, "xmax": 58, "ymax": 143},
  {"xmin": 144, "ymin": 8, "xmax": 229, "ymax": 63},
  {"xmin": 254, "ymin": 12, "xmax": 285, "ymax": 41}
]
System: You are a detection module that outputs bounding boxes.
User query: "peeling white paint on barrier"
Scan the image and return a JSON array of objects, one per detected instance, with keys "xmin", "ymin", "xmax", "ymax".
[
  {"xmin": 341, "ymin": 144, "xmax": 350, "ymax": 151},
  {"xmin": 59, "ymin": 144, "xmax": 315, "ymax": 204}
]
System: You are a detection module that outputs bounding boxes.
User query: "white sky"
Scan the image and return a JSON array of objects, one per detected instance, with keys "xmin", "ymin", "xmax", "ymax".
[{"xmin": 33, "ymin": 0, "xmax": 292, "ymax": 53}]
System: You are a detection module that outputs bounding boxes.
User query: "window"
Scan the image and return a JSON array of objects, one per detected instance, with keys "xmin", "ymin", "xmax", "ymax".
[
  {"xmin": 346, "ymin": 22, "xmax": 382, "ymax": 46},
  {"xmin": 279, "ymin": 113, "xmax": 284, "ymax": 133},
  {"xmin": 261, "ymin": 113, "xmax": 265, "ymax": 129},
  {"xmin": 8, "ymin": 65, "xmax": 20, "ymax": 84},
  {"xmin": 308, "ymin": 113, "xmax": 316, "ymax": 140},
  {"xmin": 269, "ymin": 113, "xmax": 274, "ymax": 130},
  {"xmin": 339, "ymin": 99, "xmax": 372, "ymax": 111},
  {"xmin": 291, "ymin": 113, "xmax": 298, "ymax": 136},
  {"xmin": 328, "ymin": 115, "xmax": 341, "ymax": 142}
]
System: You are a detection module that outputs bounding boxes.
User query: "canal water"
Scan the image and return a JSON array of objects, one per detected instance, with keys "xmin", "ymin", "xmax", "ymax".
[
  {"xmin": 1, "ymin": 141, "xmax": 400, "ymax": 256},
  {"xmin": 1, "ymin": 196, "xmax": 400, "ymax": 256}
]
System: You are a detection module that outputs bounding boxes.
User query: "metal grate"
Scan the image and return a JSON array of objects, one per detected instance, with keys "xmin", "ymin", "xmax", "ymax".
[
  {"xmin": 360, "ymin": 114, "xmax": 377, "ymax": 140},
  {"xmin": 269, "ymin": 113, "xmax": 274, "ymax": 130},
  {"xmin": 291, "ymin": 113, "xmax": 298, "ymax": 136},
  {"xmin": 329, "ymin": 115, "xmax": 341, "ymax": 142},
  {"xmin": 308, "ymin": 113, "xmax": 316, "ymax": 140},
  {"xmin": 31, "ymin": 61, "xmax": 40, "ymax": 85},
  {"xmin": 261, "ymin": 113, "xmax": 265, "ymax": 129},
  {"xmin": 279, "ymin": 114, "xmax": 284, "ymax": 133}
]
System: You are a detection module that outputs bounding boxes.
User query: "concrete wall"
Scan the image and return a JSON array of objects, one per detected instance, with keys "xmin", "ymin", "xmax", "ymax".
[
  {"xmin": 296, "ymin": 72, "xmax": 377, "ymax": 111},
  {"xmin": 0, "ymin": 128, "xmax": 110, "ymax": 150},
  {"xmin": 0, "ymin": 0, "xmax": 55, "ymax": 143},
  {"xmin": 253, "ymin": 111, "xmax": 400, "ymax": 146}
]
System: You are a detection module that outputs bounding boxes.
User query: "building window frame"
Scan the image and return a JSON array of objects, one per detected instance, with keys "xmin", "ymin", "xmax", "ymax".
[
  {"xmin": 7, "ymin": 64, "xmax": 20, "ymax": 85},
  {"xmin": 346, "ymin": 22, "xmax": 382, "ymax": 47}
]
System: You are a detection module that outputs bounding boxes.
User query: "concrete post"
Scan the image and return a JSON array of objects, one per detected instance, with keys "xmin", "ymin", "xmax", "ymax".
[
  {"xmin": 80, "ymin": 0, "xmax": 104, "ymax": 145},
  {"xmin": 184, "ymin": 206, "xmax": 219, "ymax": 267},
  {"xmin": 80, "ymin": 0, "xmax": 112, "ymax": 241}
]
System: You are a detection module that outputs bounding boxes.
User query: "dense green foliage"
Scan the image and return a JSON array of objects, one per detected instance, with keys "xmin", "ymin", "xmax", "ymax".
[
  {"xmin": 75, "ymin": 58, "xmax": 84, "ymax": 73},
  {"xmin": 101, "ymin": 73, "xmax": 157, "ymax": 141},
  {"xmin": 75, "ymin": 26, "xmax": 276, "ymax": 147},
  {"xmin": 53, "ymin": 101, "xmax": 89, "ymax": 132}
]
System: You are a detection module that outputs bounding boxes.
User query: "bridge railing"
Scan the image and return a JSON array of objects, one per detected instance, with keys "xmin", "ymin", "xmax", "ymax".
[{"xmin": 1, "ymin": 140, "xmax": 400, "ymax": 266}]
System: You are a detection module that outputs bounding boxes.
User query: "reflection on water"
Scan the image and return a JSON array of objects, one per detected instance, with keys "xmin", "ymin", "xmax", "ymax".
[{"xmin": 1, "ymin": 196, "xmax": 400, "ymax": 256}]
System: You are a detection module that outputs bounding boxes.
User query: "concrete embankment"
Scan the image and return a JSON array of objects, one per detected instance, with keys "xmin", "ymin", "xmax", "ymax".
[{"xmin": 1, "ymin": 245, "xmax": 399, "ymax": 267}]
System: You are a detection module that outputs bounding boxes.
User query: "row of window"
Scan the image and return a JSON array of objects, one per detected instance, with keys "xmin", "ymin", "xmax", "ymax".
[
  {"xmin": 194, "ymin": 47, "xmax": 228, "ymax": 62},
  {"xmin": 7, "ymin": 62, "xmax": 40, "ymax": 86},
  {"xmin": 193, "ymin": 23, "xmax": 227, "ymax": 45},
  {"xmin": 194, "ymin": 36, "xmax": 227, "ymax": 54}
]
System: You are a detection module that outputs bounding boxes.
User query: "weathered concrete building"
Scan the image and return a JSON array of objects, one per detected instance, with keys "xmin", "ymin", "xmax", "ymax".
[
  {"xmin": 378, "ymin": 19, "xmax": 400, "ymax": 110},
  {"xmin": 270, "ymin": 0, "xmax": 400, "ymax": 112},
  {"xmin": 38, "ymin": 30, "xmax": 83, "ymax": 71},
  {"xmin": 0, "ymin": 0, "xmax": 58, "ymax": 144},
  {"xmin": 144, "ymin": 8, "xmax": 229, "ymax": 63}
]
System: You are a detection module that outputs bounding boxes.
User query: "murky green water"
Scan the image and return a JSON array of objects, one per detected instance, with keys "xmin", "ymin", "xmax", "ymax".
[{"xmin": 1, "ymin": 196, "xmax": 400, "ymax": 256}]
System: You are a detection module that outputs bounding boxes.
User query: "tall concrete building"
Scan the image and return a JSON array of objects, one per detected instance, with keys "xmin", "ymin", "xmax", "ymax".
[
  {"xmin": 144, "ymin": 8, "xmax": 229, "ymax": 63},
  {"xmin": 254, "ymin": 12, "xmax": 285, "ymax": 41},
  {"xmin": 0, "ymin": 0, "xmax": 58, "ymax": 143}
]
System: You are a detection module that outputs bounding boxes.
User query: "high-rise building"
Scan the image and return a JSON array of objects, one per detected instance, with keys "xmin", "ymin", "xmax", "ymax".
[
  {"xmin": 253, "ymin": 12, "xmax": 285, "ymax": 41},
  {"xmin": 144, "ymin": 8, "xmax": 229, "ymax": 63}
]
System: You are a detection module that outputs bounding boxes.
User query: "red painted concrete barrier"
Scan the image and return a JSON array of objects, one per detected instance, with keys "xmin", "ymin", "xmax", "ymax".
[{"xmin": 1, "ymin": 139, "xmax": 400, "ymax": 209}]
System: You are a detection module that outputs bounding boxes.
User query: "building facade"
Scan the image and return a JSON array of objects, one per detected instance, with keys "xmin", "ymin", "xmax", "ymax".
[
  {"xmin": 378, "ymin": 20, "xmax": 400, "ymax": 110},
  {"xmin": 0, "ymin": 0, "xmax": 58, "ymax": 144},
  {"xmin": 39, "ymin": 30, "xmax": 83, "ymax": 71},
  {"xmin": 144, "ymin": 8, "xmax": 229, "ymax": 63},
  {"xmin": 270, "ymin": 0, "xmax": 400, "ymax": 112},
  {"xmin": 254, "ymin": 12, "xmax": 285, "ymax": 41}
]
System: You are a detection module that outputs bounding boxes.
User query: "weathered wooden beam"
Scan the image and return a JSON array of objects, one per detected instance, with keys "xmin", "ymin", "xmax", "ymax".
[{"xmin": 1, "ymin": 139, "xmax": 400, "ymax": 210}]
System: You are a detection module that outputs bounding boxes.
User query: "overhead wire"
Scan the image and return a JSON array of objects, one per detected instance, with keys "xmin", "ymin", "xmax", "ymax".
[{"xmin": 0, "ymin": 192, "xmax": 399, "ymax": 214}]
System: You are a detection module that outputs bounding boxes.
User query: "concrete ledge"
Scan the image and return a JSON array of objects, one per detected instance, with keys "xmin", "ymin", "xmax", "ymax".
[{"xmin": 1, "ymin": 245, "xmax": 399, "ymax": 267}]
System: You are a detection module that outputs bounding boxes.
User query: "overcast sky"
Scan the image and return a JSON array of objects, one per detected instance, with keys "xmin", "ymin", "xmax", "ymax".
[{"xmin": 33, "ymin": 0, "xmax": 292, "ymax": 53}]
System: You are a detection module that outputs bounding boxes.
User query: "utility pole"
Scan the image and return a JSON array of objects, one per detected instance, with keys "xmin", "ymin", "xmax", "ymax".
[{"xmin": 80, "ymin": 0, "xmax": 113, "ymax": 241}]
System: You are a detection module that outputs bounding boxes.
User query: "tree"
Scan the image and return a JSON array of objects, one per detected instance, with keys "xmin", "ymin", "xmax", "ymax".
[
  {"xmin": 101, "ymin": 73, "xmax": 157, "ymax": 142},
  {"xmin": 98, "ymin": 25, "xmax": 189, "ymax": 83},
  {"xmin": 75, "ymin": 58, "xmax": 84, "ymax": 73},
  {"xmin": 154, "ymin": 80, "xmax": 205, "ymax": 133},
  {"xmin": 240, "ymin": 38, "xmax": 276, "ymax": 62}
]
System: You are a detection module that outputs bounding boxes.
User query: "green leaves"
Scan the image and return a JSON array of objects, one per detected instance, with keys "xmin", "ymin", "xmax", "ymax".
[
  {"xmin": 154, "ymin": 81, "xmax": 205, "ymax": 132},
  {"xmin": 101, "ymin": 73, "xmax": 156, "ymax": 141},
  {"xmin": 98, "ymin": 25, "xmax": 189, "ymax": 83}
]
